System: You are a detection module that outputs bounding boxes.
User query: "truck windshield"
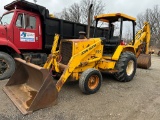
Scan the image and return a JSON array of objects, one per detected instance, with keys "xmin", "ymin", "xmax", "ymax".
[{"xmin": 0, "ymin": 12, "xmax": 14, "ymax": 25}]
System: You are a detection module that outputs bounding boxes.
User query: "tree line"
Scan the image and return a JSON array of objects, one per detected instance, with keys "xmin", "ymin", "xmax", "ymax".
[
  {"xmin": 136, "ymin": 5, "xmax": 160, "ymax": 47},
  {"xmin": 54, "ymin": 0, "xmax": 159, "ymax": 47},
  {"xmin": 55, "ymin": 0, "xmax": 105, "ymax": 25}
]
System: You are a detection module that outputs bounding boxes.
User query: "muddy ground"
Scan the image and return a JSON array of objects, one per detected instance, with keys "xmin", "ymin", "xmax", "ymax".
[{"xmin": 0, "ymin": 55, "xmax": 160, "ymax": 120}]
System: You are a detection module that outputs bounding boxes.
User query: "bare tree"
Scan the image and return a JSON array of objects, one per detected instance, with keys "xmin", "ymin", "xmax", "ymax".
[
  {"xmin": 136, "ymin": 13, "xmax": 145, "ymax": 29},
  {"xmin": 80, "ymin": 0, "xmax": 105, "ymax": 25},
  {"xmin": 136, "ymin": 5, "xmax": 160, "ymax": 47},
  {"xmin": 69, "ymin": 3, "xmax": 81, "ymax": 23},
  {"xmin": 58, "ymin": 3, "xmax": 81, "ymax": 23},
  {"xmin": 33, "ymin": 0, "xmax": 37, "ymax": 4},
  {"xmin": 57, "ymin": 0, "xmax": 105, "ymax": 25},
  {"xmin": 59, "ymin": 8, "xmax": 70, "ymax": 21}
]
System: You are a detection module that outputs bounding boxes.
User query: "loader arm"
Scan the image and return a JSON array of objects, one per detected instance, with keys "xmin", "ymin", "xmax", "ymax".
[
  {"xmin": 133, "ymin": 22, "xmax": 150, "ymax": 56},
  {"xmin": 43, "ymin": 34, "xmax": 60, "ymax": 72},
  {"xmin": 56, "ymin": 40, "xmax": 102, "ymax": 92}
]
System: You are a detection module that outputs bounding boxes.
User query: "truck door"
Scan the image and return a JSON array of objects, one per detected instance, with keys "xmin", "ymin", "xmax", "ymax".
[{"xmin": 13, "ymin": 13, "xmax": 42, "ymax": 49}]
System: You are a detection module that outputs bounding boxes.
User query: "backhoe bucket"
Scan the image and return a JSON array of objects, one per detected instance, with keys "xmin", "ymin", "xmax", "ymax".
[
  {"xmin": 137, "ymin": 54, "xmax": 151, "ymax": 69},
  {"xmin": 3, "ymin": 58, "xmax": 58, "ymax": 115}
]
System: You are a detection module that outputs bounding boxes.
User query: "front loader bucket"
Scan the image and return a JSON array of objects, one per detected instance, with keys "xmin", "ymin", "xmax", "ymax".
[
  {"xmin": 3, "ymin": 58, "xmax": 58, "ymax": 115},
  {"xmin": 137, "ymin": 54, "xmax": 151, "ymax": 69}
]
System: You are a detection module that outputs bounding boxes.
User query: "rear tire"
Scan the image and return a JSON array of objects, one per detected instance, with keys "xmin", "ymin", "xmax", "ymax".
[
  {"xmin": 79, "ymin": 68, "xmax": 102, "ymax": 94},
  {"xmin": 0, "ymin": 52, "xmax": 15, "ymax": 80},
  {"xmin": 114, "ymin": 52, "xmax": 137, "ymax": 82}
]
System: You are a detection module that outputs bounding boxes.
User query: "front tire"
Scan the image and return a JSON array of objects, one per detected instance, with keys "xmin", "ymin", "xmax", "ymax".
[
  {"xmin": 0, "ymin": 52, "xmax": 15, "ymax": 80},
  {"xmin": 114, "ymin": 52, "xmax": 137, "ymax": 82},
  {"xmin": 79, "ymin": 68, "xmax": 102, "ymax": 94}
]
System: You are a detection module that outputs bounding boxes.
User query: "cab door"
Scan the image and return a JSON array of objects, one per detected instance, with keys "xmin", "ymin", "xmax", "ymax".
[{"xmin": 13, "ymin": 12, "xmax": 42, "ymax": 50}]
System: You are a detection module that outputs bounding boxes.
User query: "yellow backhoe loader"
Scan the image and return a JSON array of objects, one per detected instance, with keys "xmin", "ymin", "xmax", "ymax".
[{"xmin": 3, "ymin": 7, "xmax": 151, "ymax": 114}]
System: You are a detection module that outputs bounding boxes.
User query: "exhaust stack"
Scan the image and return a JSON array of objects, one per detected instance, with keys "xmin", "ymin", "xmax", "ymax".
[{"xmin": 87, "ymin": 4, "xmax": 93, "ymax": 39}]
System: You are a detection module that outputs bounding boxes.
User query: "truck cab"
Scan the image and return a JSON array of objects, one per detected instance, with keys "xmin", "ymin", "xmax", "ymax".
[
  {"xmin": 0, "ymin": 0, "xmax": 108, "ymax": 80},
  {"xmin": 0, "ymin": 8, "xmax": 43, "ymax": 80},
  {"xmin": 0, "ymin": 9, "xmax": 42, "ymax": 50}
]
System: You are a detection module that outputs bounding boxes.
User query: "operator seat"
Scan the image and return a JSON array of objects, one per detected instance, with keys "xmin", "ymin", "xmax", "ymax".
[
  {"xmin": 100, "ymin": 36, "xmax": 120, "ymax": 54},
  {"xmin": 105, "ymin": 36, "xmax": 120, "ymax": 47},
  {"xmin": 100, "ymin": 36, "xmax": 120, "ymax": 47}
]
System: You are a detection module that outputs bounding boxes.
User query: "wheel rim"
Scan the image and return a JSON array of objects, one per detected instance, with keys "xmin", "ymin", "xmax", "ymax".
[
  {"xmin": 0, "ymin": 59, "xmax": 8, "ymax": 75},
  {"xmin": 88, "ymin": 75, "xmax": 99, "ymax": 90},
  {"xmin": 126, "ymin": 60, "xmax": 134, "ymax": 76}
]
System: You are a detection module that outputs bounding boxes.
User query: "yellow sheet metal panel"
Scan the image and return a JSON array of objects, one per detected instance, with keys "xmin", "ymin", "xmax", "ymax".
[
  {"xmin": 102, "ymin": 56, "xmax": 112, "ymax": 60},
  {"xmin": 72, "ymin": 38, "xmax": 103, "ymax": 66},
  {"xmin": 111, "ymin": 45, "xmax": 124, "ymax": 60},
  {"xmin": 111, "ymin": 45, "xmax": 136, "ymax": 60},
  {"xmin": 95, "ymin": 13, "xmax": 136, "ymax": 22},
  {"xmin": 73, "ymin": 38, "xmax": 102, "ymax": 54},
  {"xmin": 122, "ymin": 47, "xmax": 136, "ymax": 55},
  {"xmin": 73, "ymin": 62, "xmax": 96, "ymax": 73},
  {"xmin": 67, "ymin": 72, "xmax": 79, "ymax": 81},
  {"xmin": 98, "ymin": 59, "xmax": 116, "ymax": 70}
]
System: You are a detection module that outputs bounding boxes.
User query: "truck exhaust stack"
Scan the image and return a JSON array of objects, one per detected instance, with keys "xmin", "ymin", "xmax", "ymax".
[{"xmin": 3, "ymin": 58, "xmax": 58, "ymax": 115}]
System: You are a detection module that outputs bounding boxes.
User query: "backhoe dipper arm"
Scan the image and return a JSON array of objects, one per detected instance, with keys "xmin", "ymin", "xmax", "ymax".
[
  {"xmin": 134, "ymin": 22, "xmax": 150, "ymax": 55},
  {"xmin": 56, "ymin": 40, "xmax": 102, "ymax": 92}
]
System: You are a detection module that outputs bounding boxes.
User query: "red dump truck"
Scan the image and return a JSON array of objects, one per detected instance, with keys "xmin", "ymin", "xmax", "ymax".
[{"xmin": 0, "ymin": 0, "xmax": 107, "ymax": 79}]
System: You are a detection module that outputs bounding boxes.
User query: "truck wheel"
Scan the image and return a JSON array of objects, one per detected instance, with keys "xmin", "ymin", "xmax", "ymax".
[
  {"xmin": 0, "ymin": 52, "xmax": 15, "ymax": 80},
  {"xmin": 79, "ymin": 68, "xmax": 102, "ymax": 94},
  {"xmin": 114, "ymin": 52, "xmax": 137, "ymax": 82}
]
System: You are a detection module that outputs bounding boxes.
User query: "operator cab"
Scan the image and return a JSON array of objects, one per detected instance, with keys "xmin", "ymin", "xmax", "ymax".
[{"xmin": 94, "ymin": 13, "xmax": 136, "ymax": 55}]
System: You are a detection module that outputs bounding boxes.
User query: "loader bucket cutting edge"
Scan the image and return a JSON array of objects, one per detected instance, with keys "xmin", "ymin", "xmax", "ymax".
[
  {"xmin": 3, "ymin": 58, "xmax": 58, "ymax": 115},
  {"xmin": 137, "ymin": 54, "xmax": 151, "ymax": 69}
]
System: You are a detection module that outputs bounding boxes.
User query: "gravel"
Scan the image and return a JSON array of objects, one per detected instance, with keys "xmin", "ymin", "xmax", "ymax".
[{"xmin": 0, "ymin": 55, "xmax": 160, "ymax": 120}]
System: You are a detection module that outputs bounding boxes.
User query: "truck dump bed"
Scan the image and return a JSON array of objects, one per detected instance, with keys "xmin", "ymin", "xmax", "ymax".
[{"xmin": 5, "ymin": 0, "xmax": 108, "ymax": 50}]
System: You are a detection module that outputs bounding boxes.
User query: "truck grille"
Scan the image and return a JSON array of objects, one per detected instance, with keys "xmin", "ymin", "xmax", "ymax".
[{"xmin": 60, "ymin": 41, "xmax": 72, "ymax": 65}]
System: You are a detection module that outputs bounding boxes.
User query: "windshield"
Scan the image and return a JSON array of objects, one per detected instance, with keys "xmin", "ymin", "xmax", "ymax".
[{"xmin": 0, "ymin": 12, "xmax": 14, "ymax": 25}]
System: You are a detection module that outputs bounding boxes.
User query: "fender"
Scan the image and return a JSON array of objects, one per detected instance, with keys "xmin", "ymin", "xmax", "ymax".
[
  {"xmin": 112, "ymin": 45, "xmax": 136, "ymax": 60},
  {"xmin": 0, "ymin": 38, "xmax": 21, "ymax": 54}
]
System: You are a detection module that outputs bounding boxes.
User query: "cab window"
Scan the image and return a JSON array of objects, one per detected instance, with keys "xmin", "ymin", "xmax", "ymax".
[
  {"xmin": 16, "ymin": 14, "xmax": 23, "ymax": 28},
  {"xmin": 26, "ymin": 16, "xmax": 36, "ymax": 29},
  {"xmin": 16, "ymin": 14, "xmax": 36, "ymax": 29}
]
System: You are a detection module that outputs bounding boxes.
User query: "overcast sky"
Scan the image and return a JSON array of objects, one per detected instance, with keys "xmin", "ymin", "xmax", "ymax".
[{"xmin": 0, "ymin": 0, "xmax": 160, "ymax": 19}]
